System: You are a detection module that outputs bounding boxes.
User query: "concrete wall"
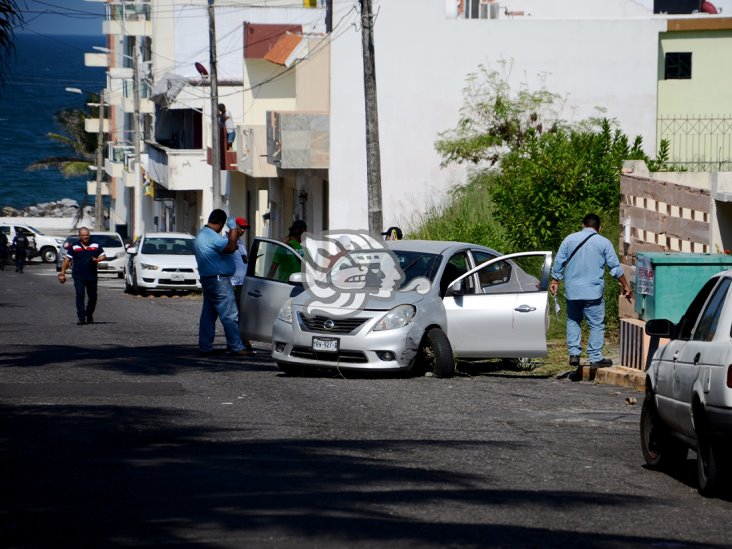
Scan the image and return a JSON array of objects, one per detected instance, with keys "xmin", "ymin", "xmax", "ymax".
[{"xmin": 329, "ymin": 0, "xmax": 667, "ymax": 231}]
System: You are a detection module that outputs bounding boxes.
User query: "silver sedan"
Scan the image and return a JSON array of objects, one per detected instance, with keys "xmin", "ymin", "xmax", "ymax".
[{"xmin": 240, "ymin": 237, "xmax": 552, "ymax": 378}]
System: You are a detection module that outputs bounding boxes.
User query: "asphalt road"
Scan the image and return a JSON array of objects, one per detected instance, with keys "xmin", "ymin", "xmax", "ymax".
[{"xmin": 1, "ymin": 262, "xmax": 731, "ymax": 548}]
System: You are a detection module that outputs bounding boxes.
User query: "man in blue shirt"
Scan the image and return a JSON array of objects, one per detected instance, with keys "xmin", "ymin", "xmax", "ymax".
[
  {"xmin": 550, "ymin": 213, "xmax": 633, "ymax": 380},
  {"xmin": 194, "ymin": 209, "xmax": 249, "ymax": 356},
  {"xmin": 58, "ymin": 227, "xmax": 106, "ymax": 325}
]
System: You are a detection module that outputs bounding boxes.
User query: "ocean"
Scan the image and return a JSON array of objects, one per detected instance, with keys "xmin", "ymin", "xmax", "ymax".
[{"xmin": 0, "ymin": 34, "xmax": 106, "ymax": 210}]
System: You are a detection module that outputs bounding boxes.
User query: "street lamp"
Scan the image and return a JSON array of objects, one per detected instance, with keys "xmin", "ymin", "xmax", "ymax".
[{"xmin": 66, "ymin": 87, "xmax": 105, "ymax": 230}]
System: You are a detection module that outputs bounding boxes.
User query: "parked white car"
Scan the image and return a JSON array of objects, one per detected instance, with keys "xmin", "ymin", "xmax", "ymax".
[
  {"xmin": 0, "ymin": 222, "xmax": 65, "ymax": 263},
  {"xmin": 124, "ymin": 232, "xmax": 200, "ymax": 294},
  {"xmin": 240, "ymin": 237, "xmax": 551, "ymax": 378},
  {"xmin": 56, "ymin": 231, "xmax": 127, "ymax": 277},
  {"xmin": 642, "ymin": 269, "xmax": 732, "ymax": 496}
]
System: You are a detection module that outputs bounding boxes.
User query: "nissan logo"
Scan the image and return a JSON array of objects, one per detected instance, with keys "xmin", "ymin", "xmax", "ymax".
[{"xmin": 323, "ymin": 319, "xmax": 335, "ymax": 331}]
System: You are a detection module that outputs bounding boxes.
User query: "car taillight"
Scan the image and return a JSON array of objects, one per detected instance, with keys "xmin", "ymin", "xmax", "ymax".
[{"xmin": 727, "ymin": 365, "xmax": 732, "ymax": 388}]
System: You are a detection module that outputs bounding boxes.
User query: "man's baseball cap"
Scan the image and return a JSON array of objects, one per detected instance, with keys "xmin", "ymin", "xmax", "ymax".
[{"xmin": 235, "ymin": 217, "xmax": 249, "ymax": 228}]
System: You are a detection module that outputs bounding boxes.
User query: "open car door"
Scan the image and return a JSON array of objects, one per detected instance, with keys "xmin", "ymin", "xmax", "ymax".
[
  {"xmin": 443, "ymin": 251, "xmax": 552, "ymax": 358},
  {"xmin": 239, "ymin": 237, "xmax": 304, "ymax": 342}
]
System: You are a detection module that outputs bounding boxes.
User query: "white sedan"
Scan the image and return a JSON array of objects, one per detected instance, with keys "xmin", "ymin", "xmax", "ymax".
[
  {"xmin": 642, "ymin": 269, "xmax": 732, "ymax": 497},
  {"xmin": 124, "ymin": 232, "xmax": 200, "ymax": 295}
]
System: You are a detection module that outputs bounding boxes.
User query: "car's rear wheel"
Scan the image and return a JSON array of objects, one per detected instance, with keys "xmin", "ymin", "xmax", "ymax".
[
  {"xmin": 417, "ymin": 328, "xmax": 454, "ymax": 378},
  {"xmin": 640, "ymin": 391, "xmax": 687, "ymax": 469},
  {"xmin": 40, "ymin": 246, "xmax": 57, "ymax": 263},
  {"xmin": 696, "ymin": 415, "xmax": 726, "ymax": 497},
  {"xmin": 277, "ymin": 362, "xmax": 304, "ymax": 376}
]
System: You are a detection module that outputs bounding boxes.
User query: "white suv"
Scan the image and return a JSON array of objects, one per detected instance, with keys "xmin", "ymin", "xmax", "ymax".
[{"xmin": 0, "ymin": 223, "xmax": 65, "ymax": 263}]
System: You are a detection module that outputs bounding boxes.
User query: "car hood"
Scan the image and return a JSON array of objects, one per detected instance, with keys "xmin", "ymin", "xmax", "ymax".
[
  {"xmin": 138, "ymin": 254, "xmax": 197, "ymax": 268},
  {"xmin": 291, "ymin": 285, "xmax": 430, "ymax": 314}
]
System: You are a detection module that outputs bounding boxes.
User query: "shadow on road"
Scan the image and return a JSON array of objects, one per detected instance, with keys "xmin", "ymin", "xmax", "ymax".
[{"xmin": 1, "ymin": 402, "xmax": 724, "ymax": 548}]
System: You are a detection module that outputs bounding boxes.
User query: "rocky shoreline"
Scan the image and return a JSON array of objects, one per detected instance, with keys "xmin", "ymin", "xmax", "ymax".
[{"xmin": 2, "ymin": 198, "xmax": 93, "ymax": 219}]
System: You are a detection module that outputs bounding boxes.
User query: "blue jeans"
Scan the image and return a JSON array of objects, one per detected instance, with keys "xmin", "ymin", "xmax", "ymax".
[
  {"xmin": 199, "ymin": 276, "xmax": 244, "ymax": 352},
  {"xmin": 73, "ymin": 277, "xmax": 97, "ymax": 321},
  {"xmin": 566, "ymin": 297, "xmax": 605, "ymax": 363}
]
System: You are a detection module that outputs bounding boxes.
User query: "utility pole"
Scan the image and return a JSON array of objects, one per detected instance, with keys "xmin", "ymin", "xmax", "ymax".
[
  {"xmin": 359, "ymin": 0, "xmax": 383, "ymax": 234},
  {"xmin": 132, "ymin": 36, "xmax": 144, "ymax": 238},
  {"xmin": 94, "ymin": 89, "xmax": 105, "ymax": 230},
  {"xmin": 208, "ymin": 0, "xmax": 222, "ymax": 210}
]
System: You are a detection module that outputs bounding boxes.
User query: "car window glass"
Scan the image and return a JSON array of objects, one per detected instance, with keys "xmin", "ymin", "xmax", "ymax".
[
  {"xmin": 440, "ymin": 253, "xmax": 476, "ymax": 296},
  {"xmin": 678, "ymin": 278, "xmax": 719, "ymax": 339},
  {"xmin": 395, "ymin": 251, "xmax": 441, "ymax": 287},
  {"xmin": 17, "ymin": 227, "xmax": 34, "ymax": 237},
  {"xmin": 0, "ymin": 226, "xmax": 9, "ymax": 235},
  {"xmin": 692, "ymin": 278, "xmax": 731, "ymax": 342},
  {"xmin": 91, "ymin": 235, "xmax": 124, "ymax": 248},
  {"xmin": 472, "ymin": 250, "xmax": 514, "ymax": 291},
  {"xmin": 142, "ymin": 238, "xmax": 193, "ymax": 255},
  {"xmin": 252, "ymin": 240, "xmax": 302, "ymax": 283}
]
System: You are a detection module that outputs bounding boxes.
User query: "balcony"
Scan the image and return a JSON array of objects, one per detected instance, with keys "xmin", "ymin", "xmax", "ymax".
[
  {"xmin": 84, "ymin": 52, "xmax": 109, "ymax": 68},
  {"xmin": 103, "ymin": 2, "xmax": 151, "ymax": 36},
  {"xmin": 84, "ymin": 117, "xmax": 110, "ymax": 134},
  {"xmin": 86, "ymin": 181, "xmax": 111, "ymax": 196},
  {"xmin": 237, "ymin": 125, "xmax": 277, "ymax": 178},
  {"xmin": 122, "ymin": 79, "xmax": 154, "ymax": 114},
  {"xmin": 104, "ymin": 143, "xmax": 134, "ymax": 178},
  {"xmin": 148, "ymin": 143, "xmax": 211, "ymax": 191},
  {"xmin": 206, "ymin": 147, "xmax": 238, "ymax": 172},
  {"xmin": 266, "ymin": 111, "xmax": 329, "ymax": 169}
]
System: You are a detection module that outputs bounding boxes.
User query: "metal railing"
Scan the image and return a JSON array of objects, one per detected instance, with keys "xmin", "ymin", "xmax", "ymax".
[{"xmin": 657, "ymin": 115, "xmax": 732, "ymax": 171}]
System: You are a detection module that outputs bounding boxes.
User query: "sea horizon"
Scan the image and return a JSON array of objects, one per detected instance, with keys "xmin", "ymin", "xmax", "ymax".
[{"xmin": 0, "ymin": 33, "xmax": 106, "ymax": 211}]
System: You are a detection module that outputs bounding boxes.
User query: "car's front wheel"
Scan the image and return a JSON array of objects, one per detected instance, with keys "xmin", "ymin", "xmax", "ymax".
[
  {"xmin": 417, "ymin": 328, "xmax": 454, "ymax": 378},
  {"xmin": 640, "ymin": 391, "xmax": 687, "ymax": 469},
  {"xmin": 40, "ymin": 246, "xmax": 57, "ymax": 263}
]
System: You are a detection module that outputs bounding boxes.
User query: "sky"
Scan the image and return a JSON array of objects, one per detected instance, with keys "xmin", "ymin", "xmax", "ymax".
[{"xmin": 17, "ymin": 0, "xmax": 104, "ymax": 36}]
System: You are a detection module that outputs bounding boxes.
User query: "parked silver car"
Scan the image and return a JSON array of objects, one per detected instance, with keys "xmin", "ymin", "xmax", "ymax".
[
  {"xmin": 642, "ymin": 269, "xmax": 732, "ymax": 496},
  {"xmin": 240, "ymin": 237, "xmax": 552, "ymax": 378}
]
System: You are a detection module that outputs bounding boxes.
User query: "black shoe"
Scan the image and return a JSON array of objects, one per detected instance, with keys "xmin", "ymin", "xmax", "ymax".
[
  {"xmin": 590, "ymin": 358, "xmax": 613, "ymax": 368},
  {"xmin": 568, "ymin": 367, "xmax": 582, "ymax": 382},
  {"xmin": 569, "ymin": 355, "xmax": 580, "ymax": 367},
  {"xmin": 77, "ymin": 319, "xmax": 86, "ymax": 325},
  {"xmin": 86, "ymin": 315, "xmax": 94, "ymax": 324}
]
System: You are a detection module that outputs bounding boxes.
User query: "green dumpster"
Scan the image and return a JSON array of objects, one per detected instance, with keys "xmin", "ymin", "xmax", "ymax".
[{"xmin": 635, "ymin": 252, "xmax": 732, "ymax": 322}]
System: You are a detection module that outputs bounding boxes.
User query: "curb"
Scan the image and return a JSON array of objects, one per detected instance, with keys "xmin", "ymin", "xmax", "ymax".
[{"xmin": 593, "ymin": 365, "xmax": 645, "ymax": 392}]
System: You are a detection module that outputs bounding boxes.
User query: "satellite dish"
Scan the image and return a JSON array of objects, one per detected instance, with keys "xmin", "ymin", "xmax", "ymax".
[{"xmin": 194, "ymin": 62, "xmax": 209, "ymax": 77}]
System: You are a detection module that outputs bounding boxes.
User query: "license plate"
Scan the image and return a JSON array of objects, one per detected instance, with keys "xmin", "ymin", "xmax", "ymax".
[
  {"xmin": 171, "ymin": 273, "xmax": 184, "ymax": 281},
  {"xmin": 312, "ymin": 337, "xmax": 339, "ymax": 353}
]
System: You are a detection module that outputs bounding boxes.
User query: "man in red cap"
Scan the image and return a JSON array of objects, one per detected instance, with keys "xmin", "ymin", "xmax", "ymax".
[{"xmin": 230, "ymin": 216, "xmax": 255, "ymax": 354}]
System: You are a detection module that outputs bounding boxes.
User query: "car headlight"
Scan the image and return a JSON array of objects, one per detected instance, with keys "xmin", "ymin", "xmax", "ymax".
[
  {"xmin": 277, "ymin": 300, "xmax": 294, "ymax": 324},
  {"xmin": 373, "ymin": 304, "xmax": 416, "ymax": 331},
  {"xmin": 140, "ymin": 262, "xmax": 160, "ymax": 270}
]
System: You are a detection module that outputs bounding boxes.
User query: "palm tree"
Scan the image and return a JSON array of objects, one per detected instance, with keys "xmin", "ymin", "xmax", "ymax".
[
  {"xmin": 0, "ymin": 0, "xmax": 23, "ymax": 86},
  {"xmin": 27, "ymin": 93, "xmax": 101, "ymax": 176}
]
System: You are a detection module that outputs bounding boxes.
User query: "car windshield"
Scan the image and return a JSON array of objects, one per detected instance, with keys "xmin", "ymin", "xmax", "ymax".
[
  {"xmin": 331, "ymin": 249, "xmax": 440, "ymax": 290},
  {"xmin": 141, "ymin": 237, "xmax": 194, "ymax": 255},
  {"xmin": 91, "ymin": 235, "xmax": 124, "ymax": 248}
]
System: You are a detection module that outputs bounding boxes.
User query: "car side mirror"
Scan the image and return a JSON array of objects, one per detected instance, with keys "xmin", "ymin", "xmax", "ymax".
[
  {"xmin": 449, "ymin": 279, "xmax": 464, "ymax": 296},
  {"xmin": 288, "ymin": 272, "xmax": 303, "ymax": 285},
  {"xmin": 127, "ymin": 246, "xmax": 137, "ymax": 255},
  {"xmin": 645, "ymin": 318, "xmax": 676, "ymax": 339}
]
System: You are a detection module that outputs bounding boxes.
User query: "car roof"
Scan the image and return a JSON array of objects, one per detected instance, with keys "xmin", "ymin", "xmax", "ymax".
[
  {"xmin": 385, "ymin": 239, "xmax": 501, "ymax": 256},
  {"xmin": 143, "ymin": 232, "xmax": 193, "ymax": 239}
]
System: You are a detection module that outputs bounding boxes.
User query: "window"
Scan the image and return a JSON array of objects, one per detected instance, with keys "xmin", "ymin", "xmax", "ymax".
[
  {"xmin": 664, "ymin": 52, "xmax": 692, "ymax": 80},
  {"xmin": 692, "ymin": 278, "xmax": 730, "ymax": 341}
]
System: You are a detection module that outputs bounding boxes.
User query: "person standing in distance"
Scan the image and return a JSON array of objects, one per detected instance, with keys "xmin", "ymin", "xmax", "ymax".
[
  {"xmin": 194, "ymin": 209, "xmax": 249, "ymax": 356},
  {"xmin": 0, "ymin": 230, "xmax": 8, "ymax": 270},
  {"xmin": 58, "ymin": 227, "xmax": 106, "ymax": 325},
  {"xmin": 229, "ymin": 217, "xmax": 255, "ymax": 355},
  {"xmin": 550, "ymin": 213, "xmax": 633, "ymax": 380},
  {"xmin": 11, "ymin": 230, "xmax": 30, "ymax": 273},
  {"xmin": 218, "ymin": 103, "xmax": 235, "ymax": 150}
]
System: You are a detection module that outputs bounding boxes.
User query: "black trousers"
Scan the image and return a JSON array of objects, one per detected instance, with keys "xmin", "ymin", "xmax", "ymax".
[{"xmin": 73, "ymin": 277, "xmax": 98, "ymax": 321}]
